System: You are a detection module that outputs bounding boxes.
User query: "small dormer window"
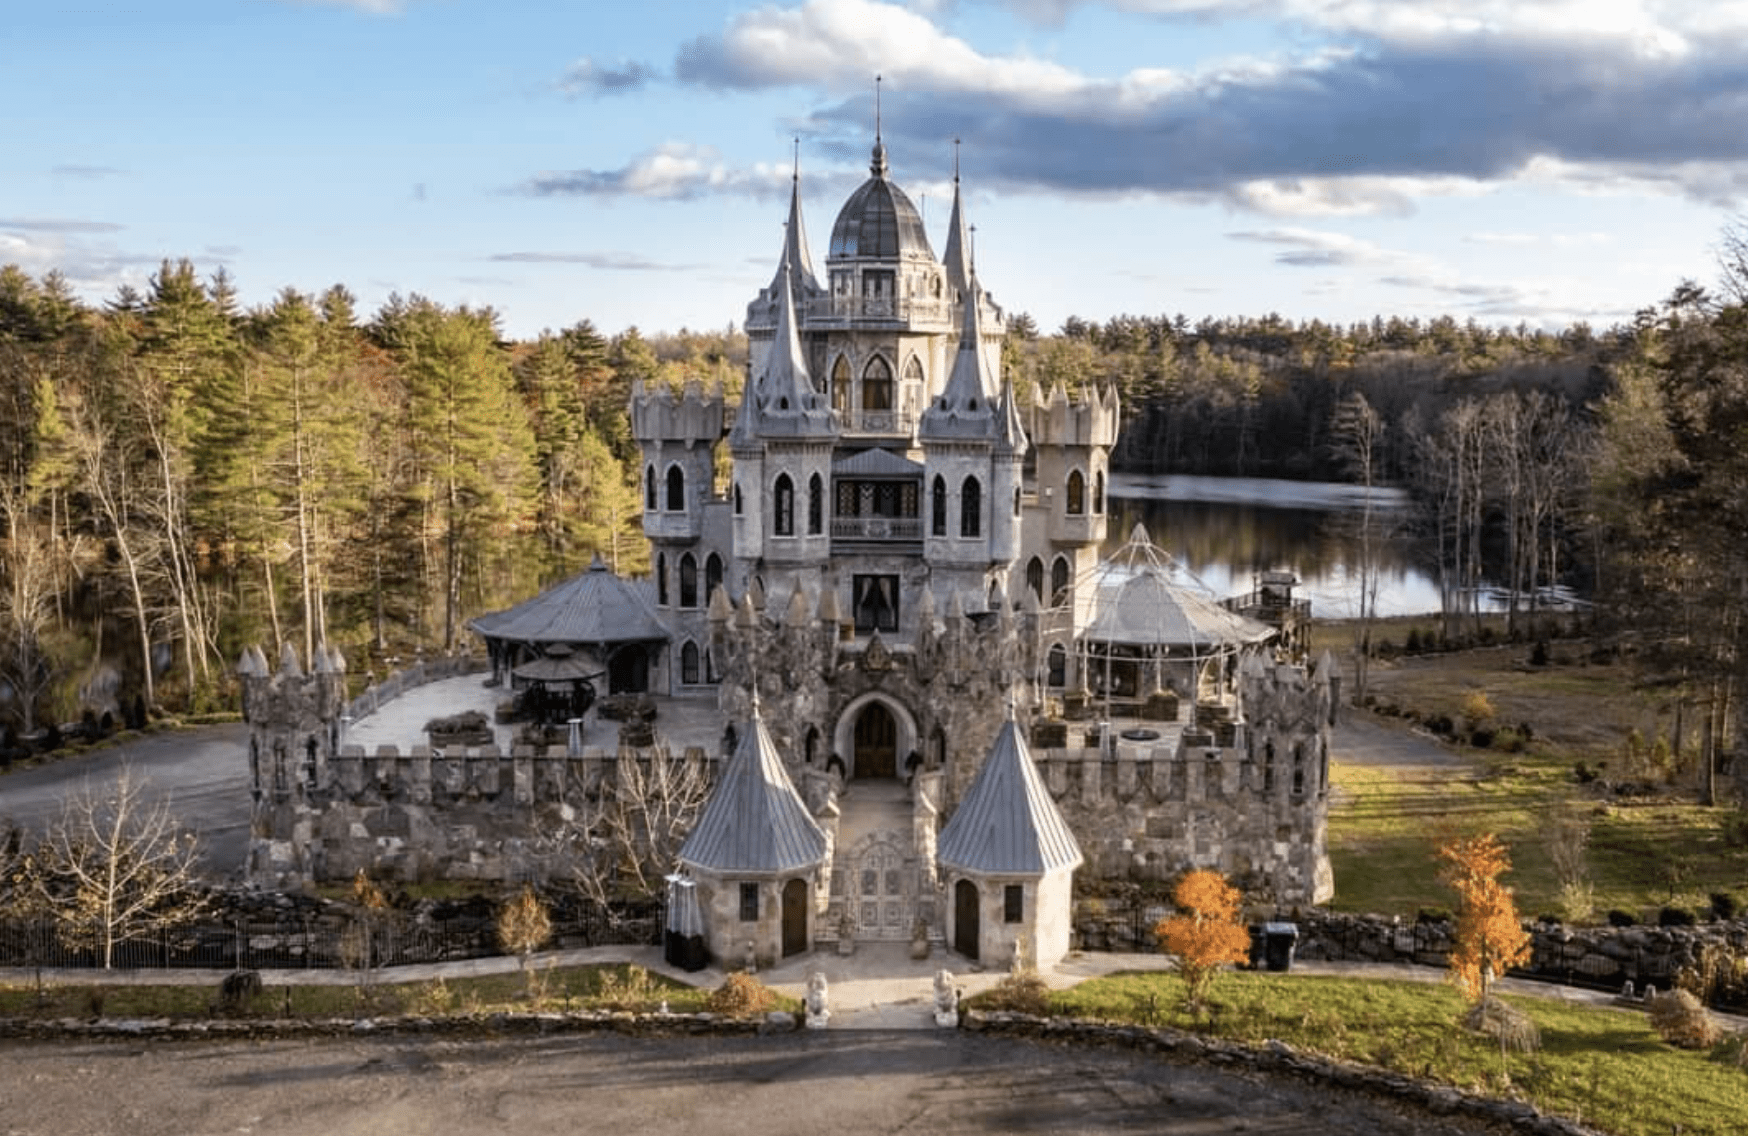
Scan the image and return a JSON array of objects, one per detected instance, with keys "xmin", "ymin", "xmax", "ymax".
[{"xmin": 968, "ymin": 398, "xmax": 978, "ymax": 411}]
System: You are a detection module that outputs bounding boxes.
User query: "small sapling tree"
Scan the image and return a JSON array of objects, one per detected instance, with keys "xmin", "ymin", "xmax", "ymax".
[
  {"xmin": 496, "ymin": 885, "xmax": 552, "ymax": 999},
  {"xmin": 1153, "ymin": 869, "xmax": 1251, "ymax": 1013},
  {"xmin": 1437, "ymin": 832, "xmax": 1531, "ymax": 1002}
]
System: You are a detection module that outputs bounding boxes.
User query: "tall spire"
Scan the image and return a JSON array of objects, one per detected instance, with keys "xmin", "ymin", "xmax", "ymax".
[
  {"xmin": 920, "ymin": 274, "xmax": 998, "ymax": 440},
  {"xmin": 870, "ymin": 74, "xmax": 889, "ymax": 178},
  {"xmin": 769, "ymin": 137, "xmax": 819, "ymax": 297},
  {"xmin": 748, "ymin": 260, "xmax": 835, "ymax": 440},
  {"xmin": 942, "ymin": 136, "xmax": 973, "ymax": 300}
]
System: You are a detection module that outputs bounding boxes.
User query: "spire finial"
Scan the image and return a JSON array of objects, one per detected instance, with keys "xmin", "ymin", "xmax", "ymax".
[
  {"xmin": 792, "ymin": 136, "xmax": 799, "ymax": 184},
  {"xmin": 969, "ymin": 223, "xmax": 977, "ymax": 271},
  {"xmin": 869, "ymin": 75, "xmax": 889, "ymax": 178},
  {"xmin": 953, "ymin": 137, "xmax": 961, "ymax": 185}
]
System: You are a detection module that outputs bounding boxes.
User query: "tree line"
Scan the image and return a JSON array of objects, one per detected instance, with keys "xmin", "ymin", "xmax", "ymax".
[{"xmin": 0, "ymin": 260, "xmax": 743, "ymax": 730}]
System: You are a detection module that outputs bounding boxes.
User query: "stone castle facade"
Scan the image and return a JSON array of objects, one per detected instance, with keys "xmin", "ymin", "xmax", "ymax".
[{"xmin": 240, "ymin": 134, "xmax": 1335, "ymax": 969}]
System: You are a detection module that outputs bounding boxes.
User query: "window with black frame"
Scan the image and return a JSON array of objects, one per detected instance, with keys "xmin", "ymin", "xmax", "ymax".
[{"xmin": 853, "ymin": 574, "xmax": 900, "ymax": 632}]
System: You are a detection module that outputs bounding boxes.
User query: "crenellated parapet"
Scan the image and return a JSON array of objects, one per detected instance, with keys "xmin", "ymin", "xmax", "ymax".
[
  {"xmin": 238, "ymin": 642, "xmax": 348, "ymax": 805},
  {"xmin": 628, "ymin": 379, "xmax": 727, "ymax": 445},
  {"xmin": 1027, "ymin": 380, "xmax": 1121, "ymax": 449}
]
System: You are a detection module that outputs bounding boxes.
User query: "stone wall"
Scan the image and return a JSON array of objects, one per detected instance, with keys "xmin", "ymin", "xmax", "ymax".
[{"xmin": 248, "ymin": 743, "xmax": 716, "ymax": 888}]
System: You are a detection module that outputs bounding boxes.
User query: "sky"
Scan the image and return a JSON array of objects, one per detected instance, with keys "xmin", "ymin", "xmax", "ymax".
[{"xmin": 6, "ymin": 0, "xmax": 1748, "ymax": 341}]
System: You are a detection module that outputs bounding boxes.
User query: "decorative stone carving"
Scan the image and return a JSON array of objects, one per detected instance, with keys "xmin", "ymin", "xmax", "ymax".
[
  {"xmin": 933, "ymin": 969, "xmax": 958, "ymax": 1027},
  {"xmin": 805, "ymin": 971, "xmax": 830, "ymax": 1029}
]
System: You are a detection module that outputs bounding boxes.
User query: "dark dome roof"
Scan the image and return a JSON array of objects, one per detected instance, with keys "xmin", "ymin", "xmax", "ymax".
[{"xmin": 828, "ymin": 156, "xmax": 935, "ymax": 261}]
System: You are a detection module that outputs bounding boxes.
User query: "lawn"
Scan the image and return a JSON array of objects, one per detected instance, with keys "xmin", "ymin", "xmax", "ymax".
[
  {"xmin": 1030, "ymin": 971, "xmax": 1746, "ymax": 1136},
  {"xmin": 0, "ymin": 962, "xmax": 747, "ymax": 1020},
  {"xmin": 1322, "ymin": 628, "xmax": 1748, "ymax": 919}
]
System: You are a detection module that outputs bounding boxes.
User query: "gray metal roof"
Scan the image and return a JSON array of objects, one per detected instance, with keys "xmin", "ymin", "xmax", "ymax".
[
  {"xmin": 937, "ymin": 717, "xmax": 1082, "ymax": 876},
  {"xmin": 467, "ymin": 556, "xmax": 668, "ymax": 645},
  {"xmin": 679, "ymin": 709, "xmax": 828, "ymax": 875},
  {"xmin": 832, "ymin": 447, "xmax": 923, "ymax": 478},
  {"xmin": 1081, "ymin": 525, "xmax": 1275, "ymax": 651},
  {"xmin": 828, "ymin": 147, "xmax": 935, "ymax": 262}
]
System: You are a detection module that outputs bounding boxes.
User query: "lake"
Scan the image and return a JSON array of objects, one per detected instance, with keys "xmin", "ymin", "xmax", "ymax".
[{"xmin": 1107, "ymin": 473, "xmax": 1446, "ymax": 619}]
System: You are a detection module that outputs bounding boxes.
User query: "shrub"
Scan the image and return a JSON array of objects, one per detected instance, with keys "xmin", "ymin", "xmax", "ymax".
[
  {"xmin": 1709, "ymin": 892, "xmax": 1738, "ymax": 921},
  {"xmin": 982, "ymin": 970, "xmax": 1052, "ymax": 1016},
  {"xmin": 1492, "ymin": 728, "xmax": 1524, "ymax": 753},
  {"xmin": 1461, "ymin": 996, "xmax": 1541, "ymax": 1053},
  {"xmin": 1606, "ymin": 909, "xmax": 1637, "ymax": 927},
  {"xmin": 1658, "ymin": 906, "xmax": 1696, "ymax": 927},
  {"xmin": 1573, "ymin": 762, "xmax": 1599, "ymax": 784},
  {"xmin": 1469, "ymin": 728, "xmax": 1495, "ymax": 749},
  {"xmin": 595, "ymin": 964, "xmax": 662, "ymax": 1011},
  {"xmin": 1426, "ymin": 715, "xmax": 1455, "ymax": 738},
  {"xmin": 1529, "ymin": 640, "xmax": 1549, "ymax": 666},
  {"xmin": 1404, "ymin": 628, "xmax": 1422, "ymax": 654},
  {"xmin": 706, "ymin": 971, "xmax": 778, "ymax": 1018},
  {"xmin": 1719, "ymin": 810, "xmax": 1748, "ymax": 848},
  {"xmin": 217, "ymin": 970, "xmax": 264, "ymax": 1013},
  {"xmin": 1462, "ymin": 690, "xmax": 1497, "ymax": 730},
  {"xmin": 1647, "ymin": 988, "xmax": 1721, "ymax": 1049}
]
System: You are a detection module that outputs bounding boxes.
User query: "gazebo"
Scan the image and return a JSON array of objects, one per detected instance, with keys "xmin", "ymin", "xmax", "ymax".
[
  {"xmin": 468, "ymin": 554, "xmax": 669, "ymax": 699},
  {"xmin": 1071, "ymin": 524, "xmax": 1275, "ymax": 727}
]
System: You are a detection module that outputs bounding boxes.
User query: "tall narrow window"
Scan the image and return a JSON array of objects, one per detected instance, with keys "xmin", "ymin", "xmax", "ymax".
[
  {"xmin": 931, "ymin": 475, "xmax": 947, "ymax": 536},
  {"xmin": 1066, "ymin": 469, "xmax": 1085, "ymax": 515},
  {"xmin": 705, "ymin": 553, "xmax": 723, "ymax": 602},
  {"xmin": 657, "ymin": 553, "xmax": 669, "ymax": 606},
  {"xmin": 1026, "ymin": 557, "xmax": 1044, "ymax": 603},
  {"xmin": 831, "ymin": 355, "xmax": 850, "ymax": 414},
  {"xmin": 1047, "ymin": 643, "xmax": 1067, "ymax": 687},
  {"xmin": 808, "ymin": 473, "xmax": 823, "ymax": 535},
  {"xmin": 774, "ymin": 473, "xmax": 795, "ymax": 536},
  {"xmin": 681, "ymin": 641, "xmax": 700, "ymax": 684},
  {"xmin": 1051, "ymin": 556, "xmax": 1070, "ymax": 607},
  {"xmin": 960, "ymin": 476, "xmax": 981, "ymax": 538},
  {"xmin": 1003, "ymin": 884, "xmax": 1024, "ymax": 924},
  {"xmin": 862, "ymin": 356, "xmax": 892, "ymax": 410},
  {"xmin": 733, "ymin": 481, "xmax": 743, "ymax": 514},
  {"xmin": 679, "ymin": 552, "xmax": 698, "ymax": 607},
  {"xmin": 645, "ymin": 465, "xmax": 657, "ymax": 510},
  {"xmin": 739, "ymin": 883, "xmax": 759, "ymax": 921},
  {"xmin": 1014, "ymin": 486, "xmax": 1021, "ymax": 516},
  {"xmin": 666, "ymin": 465, "xmax": 685, "ymax": 511},
  {"xmin": 1093, "ymin": 470, "xmax": 1105, "ymax": 514}
]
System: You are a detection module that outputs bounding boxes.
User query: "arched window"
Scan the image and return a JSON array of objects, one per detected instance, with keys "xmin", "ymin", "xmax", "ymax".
[
  {"xmin": 808, "ymin": 473, "xmax": 823, "ymax": 535},
  {"xmin": 1014, "ymin": 486, "xmax": 1021, "ymax": 516},
  {"xmin": 960, "ymin": 476, "xmax": 981, "ymax": 538},
  {"xmin": 1047, "ymin": 643, "xmax": 1067, "ymax": 687},
  {"xmin": 1051, "ymin": 556, "xmax": 1070, "ymax": 607},
  {"xmin": 862, "ymin": 355, "xmax": 892, "ymax": 410},
  {"xmin": 705, "ymin": 647, "xmax": 718, "ymax": 683},
  {"xmin": 705, "ymin": 552, "xmax": 723, "ymax": 602},
  {"xmin": 656, "ymin": 552, "xmax": 669, "ymax": 606},
  {"xmin": 681, "ymin": 642, "xmax": 700, "ymax": 685},
  {"xmin": 1093, "ymin": 470, "xmax": 1105, "ymax": 514},
  {"xmin": 902, "ymin": 354, "xmax": 924, "ymax": 392},
  {"xmin": 931, "ymin": 475, "xmax": 947, "ymax": 536},
  {"xmin": 666, "ymin": 465, "xmax": 685, "ymax": 512},
  {"xmin": 831, "ymin": 355, "xmax": 850, "ymax": 413},
  {"xmin": 1026, "ymin": 557, "xmax": 1044, "ymax": 603},
  {"xmin": 1066, "ymin": 469, "xmax": 1085, "ymax": 515},
  {"xmin": 679, "ymin": 552, "xmax": 698, "ymax": 608},
  {"xmin": 773, "ymin": 473, "xmax": 795, "ymax": 536},
  {"xmin": 645, "ymin": 465, "xmax": 657, "ymax": 511},
  {"xmin": 733, "ymin": 481, "xmax": 743, "ymax": 514}
]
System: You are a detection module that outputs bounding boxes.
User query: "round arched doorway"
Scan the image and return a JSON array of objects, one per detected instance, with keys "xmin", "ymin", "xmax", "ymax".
[{"xmin": 832, "ymin": 694, "xmax": 918, "ymax": 781}]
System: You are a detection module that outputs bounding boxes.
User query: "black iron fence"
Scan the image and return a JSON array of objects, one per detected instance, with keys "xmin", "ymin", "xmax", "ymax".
[{"xmin": 0, "ymin": 902, "xmax": 662, "ymax": 971}]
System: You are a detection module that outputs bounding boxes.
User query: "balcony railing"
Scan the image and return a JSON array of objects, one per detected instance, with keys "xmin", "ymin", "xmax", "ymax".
[
  {"xmin": 805, "ymin": 297, "xmax": 953, "ymax": 325},
  {"xmin": 831, "ymin": 516, "xmax": 922, "ymax": 541},
  {"xmin": 836, "ymin": 408, "xmax": 916, "ymax": 435}
]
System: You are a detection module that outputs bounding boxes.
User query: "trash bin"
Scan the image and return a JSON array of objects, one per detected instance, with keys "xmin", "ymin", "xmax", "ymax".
[
  {"xmin": 1261, "ymin": 921, "xmax": 1298, "ymax": 972},
  {"xmin": 664, "ymin": 874, "xmax": 709, "ymax": 972}
]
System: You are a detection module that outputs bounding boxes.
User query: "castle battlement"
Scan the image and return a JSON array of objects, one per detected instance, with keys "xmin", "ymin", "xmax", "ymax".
[{"xmin": 629, "ymin": 378, "xmax": 726, "ymax": 444}]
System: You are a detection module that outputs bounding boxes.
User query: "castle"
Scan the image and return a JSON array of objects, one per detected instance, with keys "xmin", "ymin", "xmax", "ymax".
[{"xmin": 240, "ymin": 133, "xmax": 1335, "ymax": 972}]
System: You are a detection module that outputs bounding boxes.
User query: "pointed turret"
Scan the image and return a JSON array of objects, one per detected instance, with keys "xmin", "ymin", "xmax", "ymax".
[
  {"xmin": 941, "ymin": 143, "xmax": 973, "ymax": 301},
  {"xmin": 769, "ymin": 151, "xmax": 820, "ymax": 299},
  {"xmin": 737, "ymin": 262, "xmax": 835, "ymax": 442},
  {"xmin": 679, "ymin": 697, "xmax": 829, "ymax": 874},
  {"xmin": 995, "ymin": 375, "xmax": 1029, "ymax": 454},
  {"xmin": 937, "ymin": 703, "xmax": 1082, "ymax": 876},
  {"xmin": 920, "ymin": 276, "xmax": 997, "ymax": 441}
]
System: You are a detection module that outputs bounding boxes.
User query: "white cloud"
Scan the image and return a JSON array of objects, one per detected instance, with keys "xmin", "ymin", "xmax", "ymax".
[{"xmin": 520, "ymin": 143, "xmax": 794, "ymax": 201}]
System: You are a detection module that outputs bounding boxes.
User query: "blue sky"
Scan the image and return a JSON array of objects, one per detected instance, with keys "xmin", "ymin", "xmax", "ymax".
[{"xmin": 6, "ymin": 0, "xmax": 1746, "ymax": 339}]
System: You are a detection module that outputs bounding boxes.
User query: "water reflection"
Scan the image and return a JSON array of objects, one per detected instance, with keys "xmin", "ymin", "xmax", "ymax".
[{"xmin": 1106, "ymin": 474, "xmax": 1445, "ymax": 618}]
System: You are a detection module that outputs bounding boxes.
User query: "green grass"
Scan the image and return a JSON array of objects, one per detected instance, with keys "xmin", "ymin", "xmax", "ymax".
[
  {"xmin": 1021, "ymin": 971, "xmax": 1746, "ymax": 1136},
  {"xmin": 0, "ymin": 963, "xmax": 766, "ymax": 1020}
]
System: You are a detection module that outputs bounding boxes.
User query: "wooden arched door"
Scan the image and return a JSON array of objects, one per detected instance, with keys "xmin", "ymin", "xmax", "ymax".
[
  {"xmin": 781, "ymin": 878, "xmax": 809, "ymax": 957},
  {"xmin": 853, "ymin": 701, "xmax": 897, "ymax": 779},
  {"xmin": 954, "ymin": 879, "xmax": 980, "ymax": 962}
]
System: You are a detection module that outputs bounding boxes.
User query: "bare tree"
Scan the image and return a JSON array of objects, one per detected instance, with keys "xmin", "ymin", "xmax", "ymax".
[
  {"xmin": 1332, "ymin": 392, "xmax": 1384, "ymax": 703},
  {"xmin": 0, "ymin": 483, "xmax": 66, "ymax": 734},
  {"xmin": 20, "ymin": 766, "xmax": 211, "ymax": 968},
  {"xmin": 544, "ymin": 745, "xmax": 712, "ymax": 910}
]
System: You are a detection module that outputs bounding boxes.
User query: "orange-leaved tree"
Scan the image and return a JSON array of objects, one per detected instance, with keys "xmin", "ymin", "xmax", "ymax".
[
  {"xmin": 1153, "ymin": 869, "xmax": 1251, "ymax": 1010},
  {"xmin": 1436, "ymin": 833, "xmax": 1531, "ymax": 1003}
]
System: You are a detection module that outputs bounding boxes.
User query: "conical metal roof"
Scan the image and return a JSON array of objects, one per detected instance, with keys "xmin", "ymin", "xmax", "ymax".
[
  {"xmin": 937, "ymin": 715, "xmax": 1082, "ymax": 876},
  {"xmin": 1082, "ymin": 525, "xmax": 1275, "ymax": 651},
  {"xmin": 468, "ymin": 555, "xmax": 667, "ymax": 645},
  {"xmin": 920, "ymin": 276, "xmax": 998, "ymax": 442},
  {"xmin": 679, "ymin": 705, "xmax": 828, "ymax": 874}
]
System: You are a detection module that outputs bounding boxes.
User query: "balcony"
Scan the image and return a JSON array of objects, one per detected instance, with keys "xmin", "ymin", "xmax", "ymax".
[
  {"xmin": 643, "ymin": 510, "xmax": 702, "ymax": 542},
  {"xmin": 804, "ymin": 296, "xmax": 953, "ymax": 328},
  {"xmin": 837, "ymin": 408, "xmax": 916, "ymax": 437}
]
